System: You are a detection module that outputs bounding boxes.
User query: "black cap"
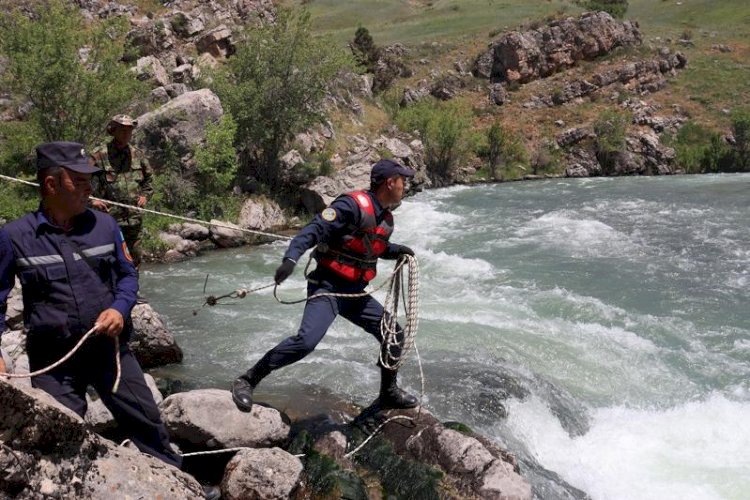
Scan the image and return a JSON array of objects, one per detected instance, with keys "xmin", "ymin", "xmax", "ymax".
[
  {"xmin": 370, "ymin": 159, "xmax": 415, "ymax": 185},
  {"xmin": 36, "ymin": 142, "xmax": 100, "ymax": 174}
]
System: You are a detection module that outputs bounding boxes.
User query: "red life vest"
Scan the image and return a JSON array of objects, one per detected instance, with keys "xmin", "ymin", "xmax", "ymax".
[{"xmin": 316, "ymin": 191, "xmax": 394, "ymax": 282}]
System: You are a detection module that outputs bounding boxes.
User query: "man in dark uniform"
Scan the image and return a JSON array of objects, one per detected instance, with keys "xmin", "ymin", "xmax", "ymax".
[
  {"xmin": 90, "ymin": 114, "xmax": 153, "ymax": 269},
  {"xmin": 0, "ymin": 142, "xmax": 180, "ymax": 468},
  {"xmin": 231, "ymin": 159, "xmax": 419, "ymax": 412}
]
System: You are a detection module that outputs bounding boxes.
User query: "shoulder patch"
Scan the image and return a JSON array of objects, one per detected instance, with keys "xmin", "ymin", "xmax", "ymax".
[
  {"xmin": 321, "ymin": 207, "xmax": 337, "ymax": 222},
  {"xmin": 120, "ymin": 230, "xmax": 134, "ymax": 263}
]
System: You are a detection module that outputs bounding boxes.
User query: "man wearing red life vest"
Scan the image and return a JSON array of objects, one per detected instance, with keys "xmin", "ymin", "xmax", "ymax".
[{"xmin": 231, "ymin": 159, "xmax": 418, "ymax": 411}]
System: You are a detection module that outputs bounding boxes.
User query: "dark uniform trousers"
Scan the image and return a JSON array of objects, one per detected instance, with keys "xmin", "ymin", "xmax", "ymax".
[
  {"xmin": 254, "ymin": 274, "xmax": 404, "ymax": 376},
  {"xmin": 30, "ymin": 336, "xmax": 182, "ymax": 469}
]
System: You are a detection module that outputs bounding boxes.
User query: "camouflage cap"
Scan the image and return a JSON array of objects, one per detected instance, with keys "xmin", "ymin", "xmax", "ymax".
[{"xmin": 107, "ymin": 114, "xmax": 138, "ymax": 133}]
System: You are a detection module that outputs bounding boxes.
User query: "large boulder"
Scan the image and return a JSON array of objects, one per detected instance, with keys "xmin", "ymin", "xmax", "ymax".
[
  {"xmin": 129, "ymin": 303, "xmax": 183, "ymax": 368},
  {"xmin": 478, "ymin": 12, "xmax": 641, "ymax": 84},
  {"xmin": 300, "ymin": 162, "xmax": 371, "ymax": 214},
  {"xmin": 135, "ymin": 55, "xmax": 170, "ymax": 87},
  {"xmin": 0, "ymin": 379, "xmax": 203, "ymax": 499},
  {"xmin": 407, "ymin": 424, "xmax": 531, "ymax": 499},
  {"xmin": 221, "ymin": 448, "xmax": 303, "ymax": 500},
  {"xmin": 135, "ymin": 88, "xmax": 223, "ymax": 173},
  {"xmin": 160, "ymin": 389, "xmax": 290, "ymax": 449},
  {"xmin": 238, "ymin": 197, "xmax": 288, "ymax": 244},
  {"xmin": 366, "ymin": 407, "xmax": 532, "ymax": 500},
  {"xmin": 209, "ymin": 219, "xmax": 247, "ymax": 248}
]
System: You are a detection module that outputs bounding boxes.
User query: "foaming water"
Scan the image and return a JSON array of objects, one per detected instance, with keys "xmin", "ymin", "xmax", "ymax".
[
  {"xmin": 142, "ymin": 174, "xmax": 750, "ymax": 498},
  {"xmin": 505, "ymin": 394, "xmax": 750, "ymax": 500}
]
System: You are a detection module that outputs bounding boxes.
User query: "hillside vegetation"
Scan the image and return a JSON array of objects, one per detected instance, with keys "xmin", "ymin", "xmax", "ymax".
[{"xmin": 294, "ymin": 0, "xmax": 749, "ymax": 172}]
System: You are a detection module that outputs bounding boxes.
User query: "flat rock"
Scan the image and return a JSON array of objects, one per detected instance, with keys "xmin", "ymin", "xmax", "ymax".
[{"xmin": 161, "ymin": 389, "xmax": 290, "ymax": 449}]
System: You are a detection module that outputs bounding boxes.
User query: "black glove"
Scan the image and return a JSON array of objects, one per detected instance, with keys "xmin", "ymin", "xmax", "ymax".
[
  {"xmin": 274, "ymin": 258, "xmax": 296, "ymax": 284},
  {"xmin": 382, "ymin": 244, "xmax": 415, "ymax": 260}
]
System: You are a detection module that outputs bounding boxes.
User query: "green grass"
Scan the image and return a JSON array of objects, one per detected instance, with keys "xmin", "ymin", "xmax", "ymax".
[{"xmin": 295, "ymin": 0, "xmax": 581, "ymax": 45}]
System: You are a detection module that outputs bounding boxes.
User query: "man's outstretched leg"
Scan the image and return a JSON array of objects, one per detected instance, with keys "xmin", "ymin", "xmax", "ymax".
[{"xmin": 232, "ymin": 291, "xmax": 339, "ymax": 412}]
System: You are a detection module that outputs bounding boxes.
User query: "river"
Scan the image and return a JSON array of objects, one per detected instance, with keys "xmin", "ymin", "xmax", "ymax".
[{"xmin": 141, "ymin": 174, "xmax": 750, "ymax": 500}]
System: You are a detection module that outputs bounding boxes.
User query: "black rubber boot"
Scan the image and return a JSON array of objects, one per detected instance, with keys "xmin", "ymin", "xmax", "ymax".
[
  {"xmin": 379, "ymin": 367, "xmax": 418, "ymax": 409},
  {"xmin": 231, "ymin": 367, "xmax": 265, "ymax": 412}
]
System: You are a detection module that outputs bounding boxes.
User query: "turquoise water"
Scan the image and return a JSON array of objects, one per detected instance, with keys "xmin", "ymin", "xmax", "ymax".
[{"xmin": 142, "ymin": 174, "xmax": 750, "ymax": 499}]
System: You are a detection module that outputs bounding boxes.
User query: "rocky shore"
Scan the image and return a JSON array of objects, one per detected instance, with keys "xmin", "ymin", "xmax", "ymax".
[{"xmin": 1, "ymin": 281, "xmax": 539, "ymax": 499}]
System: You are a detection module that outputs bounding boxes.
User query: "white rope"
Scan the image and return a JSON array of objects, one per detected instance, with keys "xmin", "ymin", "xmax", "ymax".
[
  {"xmin": 0, "ymin": 325, "xmax": 122, "ymax": 394},
  {"xmin": 0, "ymin": 174, "xmax": 292, "ymax": 241},
  {"xmin": 379, "ymin": 255, "xmax": 419, "ymax": 370}
]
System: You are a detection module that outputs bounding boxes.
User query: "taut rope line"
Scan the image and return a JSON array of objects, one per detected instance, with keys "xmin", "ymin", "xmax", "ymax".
[{"xmin": 0, "ymin": 174, "xmax": 292, "ymax": 241}]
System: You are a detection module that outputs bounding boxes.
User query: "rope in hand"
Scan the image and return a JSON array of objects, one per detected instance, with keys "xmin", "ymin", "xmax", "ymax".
[{"xmin": 0, "ymin": 325, "xmax": 123, "ymax": 393}]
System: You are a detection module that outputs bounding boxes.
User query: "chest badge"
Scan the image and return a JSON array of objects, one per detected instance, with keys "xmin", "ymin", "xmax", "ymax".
[{"xmin": 321, "ymin": 208, "xmax": 337, "ymax": 222}]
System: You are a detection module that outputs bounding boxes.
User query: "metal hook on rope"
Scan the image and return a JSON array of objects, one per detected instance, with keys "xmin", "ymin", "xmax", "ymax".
[{"xmin": 194, "ymin": 274, "xmax": 275, "ymax": 314}]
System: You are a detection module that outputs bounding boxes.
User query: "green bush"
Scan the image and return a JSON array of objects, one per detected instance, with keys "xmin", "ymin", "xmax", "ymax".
[
  {"xmin": 477, "ymin": 122, "xmax": 529, "ymax": 180},
  {"xmin": 593, "ymin": 110, "xmax": 629, "ymax": 172},
  {"xmin": 395, "ymin": 99, "xmax": 472, "ymax": 182},
  {"xmin": 665, "ymin": 121, "xmax": 712, "ymax": 173},
  {"xmin": 0, "ymin": 0, "xmax": 144, "ymax": 161},
  {"xmin": 0, "ymin": 182, "xmax": 37, "ymax": 223},
  {"xmin": 195, "ymin": 115, "xmax": 240, "ymax": 195},
  {"xmin": 581, "ymin": 0, "xmax": 629, "ymax": 19},
  {"xmin": 702, "ymin": 134, "xmax": 732, "ymax": 173},
  {"xmin": 211, "ymin": 8, "xmax": 352, "ymax": 191}
]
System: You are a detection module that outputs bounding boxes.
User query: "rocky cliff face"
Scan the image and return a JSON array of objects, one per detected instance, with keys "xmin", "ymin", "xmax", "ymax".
[{"xmin": 475, "ymin": 11, "xmax": 642, "ymax": 84}]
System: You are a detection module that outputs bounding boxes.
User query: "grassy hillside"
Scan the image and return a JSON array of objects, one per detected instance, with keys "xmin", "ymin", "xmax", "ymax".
[{"xmin": 292, "ymin": 0, "xmax": 749, "ymax": 173}]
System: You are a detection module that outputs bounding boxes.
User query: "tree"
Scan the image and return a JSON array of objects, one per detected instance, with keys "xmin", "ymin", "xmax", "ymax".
[
  {"xmin": 350, "ymin": 25, "xmax": 379, "ymax": 70},
  {"xmin": 211, "ymin": 9, "xmax": 352, "ymax": 191},
  {"xmin": 0, "ymin": 0, "xmax": 143, "ymax": 172},
  {"xmin": 486, "ymin": 123, "xmax": 503, "ymax": 180},
  {"xmin": 396, "ymin": 99, "xmax": 471, "ymax": 183},
  {"xmin": 593, "ymin": 110, "xmax": 629, "ymax": 173},
  {"xmin": 582, "ymin": 0, "xmax": 629, "ymax": 19}
]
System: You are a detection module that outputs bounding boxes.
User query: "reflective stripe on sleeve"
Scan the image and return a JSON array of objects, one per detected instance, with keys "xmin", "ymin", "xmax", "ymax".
[{"xmin": 15, "ymin": 244, "xmax": 115, "ymax": 268}]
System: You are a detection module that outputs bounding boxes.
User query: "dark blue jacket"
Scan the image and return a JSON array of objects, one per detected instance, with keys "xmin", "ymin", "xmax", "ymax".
[
  {"xmin": 283, "ymin": 191, "xmax": 401, "ymax": 286},
  {"xmin": 0, "ymin": 207, "xmax": 138, "ymax": 344}
]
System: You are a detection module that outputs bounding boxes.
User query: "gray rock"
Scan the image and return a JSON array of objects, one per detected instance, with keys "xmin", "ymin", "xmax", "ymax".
[
  {"xmin": 373, "ymin": 136, "xmax": 413, "ymax": 160},
  {"xmin": 221, "ymin": 448, "xmax": 303, "ymax": 500},
  {"xmin": 0, "ymin": 379, "xmax": 203, "ymax": 499},
  {"xmin": 400, "ymin": 86, "xmax": 430, "ymax": 107},
  {"xmin": 135, "ymin": 55, "xmax": 170, "ymax": 87},
  {"xmin": 196, "ymin": 25, "xmax": 234, "ymax": 58},
  {"xmin": 238, "ymin": 197, "xmax": 287, "ymax": 235},
  {"xmin": 209, "ymin": 219, "xmax": 247, "ymax": 248},
  {"xmin": 300, "ymin": 162, "xmax": 371, "ymax": 214},
  {"xmin": 409, "ymin": 426, "xmax": 531, "ymax": 500},
  {"xmin": 136, "ymin": 88, "xmax": 224, "ymax": 172},
  {"xmin": 129, "ymin": 303, "xmax": 183, "ymax": 369},
  {"xmin": 489, "ymin": 83, "xmax": 509, "ymax": 105},
  {"xmin": 161, "ymin": 389, "xmax": 290, "ymax": 448},
  {"xmin": 179, "ymin": 223, "xmax": 210, "ymax": 241},
  {"xmin": 4, "ymin": 283, "xmax": 23, "ymax": 330},
  {"xmin": 486, "ymin": 12, "xmax": 641, "ymax": 84},
  {"xmin": 556, "ymin": 127, "xmax": 592, "ymax": 148}
]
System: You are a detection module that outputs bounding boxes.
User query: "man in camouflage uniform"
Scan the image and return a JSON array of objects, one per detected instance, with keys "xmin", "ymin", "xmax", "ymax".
[{"xmin": 90, "ymin": 115, "xmax": 153, "ymax": 269}]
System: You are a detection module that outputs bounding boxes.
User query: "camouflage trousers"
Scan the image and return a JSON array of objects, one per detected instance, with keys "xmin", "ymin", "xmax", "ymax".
[{"xmin": 119, "ymin": 222, "xmax": 143, "ymax": 269}]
